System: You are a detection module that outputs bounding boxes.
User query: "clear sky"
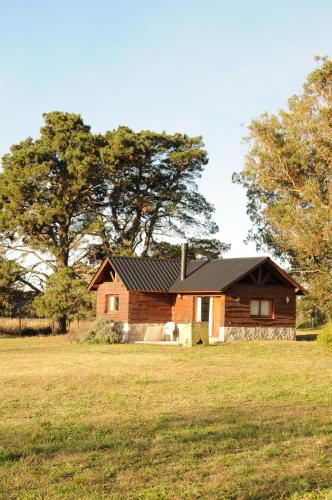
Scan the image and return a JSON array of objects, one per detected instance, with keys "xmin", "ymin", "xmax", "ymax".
[{"xmin": 1, "ymin": 0, "xmax": 331, "ymax": 257}]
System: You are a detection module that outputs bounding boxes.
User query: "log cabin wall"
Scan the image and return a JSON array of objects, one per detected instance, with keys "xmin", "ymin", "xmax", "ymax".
[
  {"xmin": 128, "ymin": 292, "xmax": 173, "ymax": 323},
  {"xmin": 224, "ymin": 284, "xmax": 296, "ymax": 327},
  {"xmin": 96, "ymin": 280, "xmax": 130, "ymax": 322}
]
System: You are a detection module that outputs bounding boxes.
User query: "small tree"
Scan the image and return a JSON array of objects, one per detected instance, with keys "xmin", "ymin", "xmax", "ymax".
[{"xmin": 33, "ymin": 268, "xmax": 93, "ymax": 333}]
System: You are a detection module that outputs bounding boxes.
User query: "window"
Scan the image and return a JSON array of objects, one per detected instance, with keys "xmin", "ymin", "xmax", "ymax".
[
  {"xmin": 250, "ymin": 299, "xmax": 272, "ymax": 317},
  {"xmin": 195, "ymin": 297, "xmax": 210, "ymax": 322},
  {"xmin": 106, "ymin": 295, "xmax": 119, "ymax": 313}
]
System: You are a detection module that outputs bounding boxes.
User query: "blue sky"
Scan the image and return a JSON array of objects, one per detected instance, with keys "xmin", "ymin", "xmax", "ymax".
[{"xmin": 1, "ymin": 0, "xmax": 331, "ymax": 256}]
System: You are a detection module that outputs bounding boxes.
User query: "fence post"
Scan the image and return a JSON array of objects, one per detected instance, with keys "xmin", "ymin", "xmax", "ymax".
[{"xmin": 18, "ymin": 313, "xmax": 22, "ymax": 336}]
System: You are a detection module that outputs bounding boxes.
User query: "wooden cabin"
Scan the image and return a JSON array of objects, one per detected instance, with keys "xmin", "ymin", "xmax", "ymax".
[{"xmin": 88, "ymin": 246, "xmax": 305, "ymax": 345}]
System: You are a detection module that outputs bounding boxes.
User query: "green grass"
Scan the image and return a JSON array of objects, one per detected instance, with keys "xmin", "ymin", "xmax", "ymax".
[{"xmin": 1, "ymin": 337, "xmax": 332, "ymax": 499}]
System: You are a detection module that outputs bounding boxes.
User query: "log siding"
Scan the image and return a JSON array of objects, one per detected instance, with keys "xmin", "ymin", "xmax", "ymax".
[
  {"xmin": 128, "ymin": 292, "xmax": 172, "ymax": 323},
  {"xmin": 224, "ymin": 284, "xmax": 296, "ymax": 327},
  {"xmin": 96, "ymin": 281, "xmax": 130, "ymax": 322}
]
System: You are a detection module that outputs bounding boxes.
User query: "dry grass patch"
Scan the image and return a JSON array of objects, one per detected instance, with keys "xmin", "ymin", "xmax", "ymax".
[
  {"xmin": 1, "ymin": 337, "xmax": 332, "ymax": 499},
  {"xmin": 0, "ymin": 317, "xmax": 52, "ymax": 336}
]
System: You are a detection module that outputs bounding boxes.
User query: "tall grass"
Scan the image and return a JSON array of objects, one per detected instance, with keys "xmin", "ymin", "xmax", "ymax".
[
  {"xmin": 0, "ymin": 317, "xmax": 52, "ymax": 336},
  {"xmin": 0, "ymin": 317, "xmax": 94, "ymax": 338}
]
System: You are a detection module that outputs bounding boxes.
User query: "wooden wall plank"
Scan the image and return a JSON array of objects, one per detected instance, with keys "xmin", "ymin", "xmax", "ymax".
[
  {"xmin": 171, "ymin": 294, "xmax": 194, "ymax": 323},
  {"xmin": 129, "ymin": 292, "xmax": 172, "ymax": 323},
  {"xmin": 96, "ymin": 281, "xmax": 130, "ymax": 322},
  {"xmin": 224, "ymin": 284, "xmax": 296, "ymax": 327}
]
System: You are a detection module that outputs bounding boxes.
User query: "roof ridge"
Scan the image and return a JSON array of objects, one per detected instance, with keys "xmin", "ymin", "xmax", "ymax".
[
  {"xmin": 110, "ymin": 255, "xmax": 180, "ymax": 262},
  {"xmin": 218, "ymin": 256, "xmax": 268, "ymax": 260},
  {"xmin": 109, "ymin": 255, "xmax": 268, "ymax": 263}
]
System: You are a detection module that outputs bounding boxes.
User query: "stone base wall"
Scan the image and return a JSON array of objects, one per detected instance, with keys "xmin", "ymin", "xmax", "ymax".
[
  {"xmin": 222, "ymin": 326, "xmax": 296, "ymax": 342},
  {"xmin": 122, "ymin": 323, "xmax": 295, "ymax": 344}
]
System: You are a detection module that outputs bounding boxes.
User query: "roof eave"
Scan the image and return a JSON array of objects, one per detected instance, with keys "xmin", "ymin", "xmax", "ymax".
[
  {"xmin": 265, "ymin": 258, "xmax": 307, "ymax": 295},
  {"xmin": 220, "ymin": 257, "xmax": 269, "ymax": 293},
  {"xmin": 169, "ymin": 289, "xmax": 222, "ymax": 293},
  {"xmin": 87, "ymin": 257, "xmax": 113, "ymax": 290}
]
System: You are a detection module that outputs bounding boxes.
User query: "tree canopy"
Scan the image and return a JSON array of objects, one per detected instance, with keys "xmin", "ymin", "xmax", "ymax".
[
  {"xmin": 0, "ymin": 254, "xmax": 23, "ymax": 312},
  {"xmin": 0, "ymin": 112, "xmax": 103, "ymax": 272},
  {"xmin": 234, "ymin": 57, "xmax": 332, "ymax": 318},
  {"xmin": 150, "ymin": 238, "xmax": 230, "ymax": 260},
  {"xmin": 94, "ymin": 126, "xmax": 219, "ymax": 257}
]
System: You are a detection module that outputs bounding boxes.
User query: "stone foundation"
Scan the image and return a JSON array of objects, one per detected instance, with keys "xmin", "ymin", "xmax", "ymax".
[
  {"xmin": 222, "ymin": 326, "xmax": 296, "ymax": 342},
  {"xmin": 122, "ymin": 323, "xmax": 295, "ymax": 344}
]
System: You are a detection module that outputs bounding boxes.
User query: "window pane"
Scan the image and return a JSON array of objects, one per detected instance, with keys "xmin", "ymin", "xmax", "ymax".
[
  {"xmin": 260, "ymin": 300, "xmax": 271, "ymax": 316},
  {"xmin": 108, "ymin": 295, "xmax": 119, "ymax": 312},
  {"xmin": 250, "ymin": 300, "xmax": 260, "ymax": 316},
  {"xmin": 113, "ymin": 296, "xmax": 119, "ymax": 311},
  {"xmin": 201, "ymin": 297, "xmax": 210, "ymax": 322},
  {"xmin": 109, "ymin": 296, "xmax": 113, "ymax": 311}
]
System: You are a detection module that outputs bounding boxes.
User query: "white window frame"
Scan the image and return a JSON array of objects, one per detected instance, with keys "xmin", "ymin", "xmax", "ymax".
[
  {"xmin": 196, "ymin": 297, "xmax": 202, "ymax": 322},
  {"xmin": 195, "ymin": 297, "xmax": 212, "ymax": 328}
]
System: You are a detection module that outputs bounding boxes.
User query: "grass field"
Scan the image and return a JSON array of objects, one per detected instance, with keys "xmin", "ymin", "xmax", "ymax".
[{"xmin": 1, "ymin": 337, "xmax": 332, "ymax": 499}]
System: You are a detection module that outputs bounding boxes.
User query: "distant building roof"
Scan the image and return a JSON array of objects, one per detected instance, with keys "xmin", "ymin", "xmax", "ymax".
[{"xmin": 88, "ymin": 255, "xmax": 305, "ymax": 294}]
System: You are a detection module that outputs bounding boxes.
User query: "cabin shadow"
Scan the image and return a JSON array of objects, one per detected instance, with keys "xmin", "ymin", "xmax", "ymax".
[{"xmin": 296, "ymin": 333, "xmax": 318, "ymax": 341}]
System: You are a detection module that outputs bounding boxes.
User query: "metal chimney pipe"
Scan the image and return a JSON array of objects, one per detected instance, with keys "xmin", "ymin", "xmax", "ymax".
[{"xmin": 180, "ymin": 242, "xmax": 188, "ymax": 281}]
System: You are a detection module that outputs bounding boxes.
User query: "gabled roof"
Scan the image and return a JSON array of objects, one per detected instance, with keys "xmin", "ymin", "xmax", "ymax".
[
  {"xmin": 110, "ymin": 256, "xmax": 180, "ymax": 291},
  {"xmin": 169, "ymin": 257, "xmax": 267, "ymax": 291},
  {"xmin": 88, "ymin": 255, "xmax": 306, "ymax": 294},
  {"xmin": 88, "ymin": 256, "xmax": 181, "ymax": 291}
]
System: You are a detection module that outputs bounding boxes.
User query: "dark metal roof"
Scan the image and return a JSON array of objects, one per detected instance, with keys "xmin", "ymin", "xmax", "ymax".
[
  {"xmin": 107, "ymin": 256, "xmax": 268, "ymax": 292},
  {"xmin": 169, "ymin": 257, "xmax": 267, "ymax": 291},
  {"xmin": 109, "ymin": 256, "xmax": 181, "ymax": 291},
  {"xmin": 88, "ymin": 255, "xmax": 306, "ymax": 293}
]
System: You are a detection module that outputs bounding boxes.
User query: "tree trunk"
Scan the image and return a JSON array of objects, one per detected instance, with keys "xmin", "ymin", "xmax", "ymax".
[
  {"xmin": 56, "ymin": 250, "xmax": 69, "ymax": 334},
  {"xmin": 56, "ymin": 316, "xmax": 67, "ymax": 334}
]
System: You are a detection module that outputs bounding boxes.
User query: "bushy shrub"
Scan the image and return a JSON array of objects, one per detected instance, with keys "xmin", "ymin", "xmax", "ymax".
[
  {"xmin": 317, "ymin": 323, "xmax": 332, "ymax": 350},
  {"xmin": 79, "ymin": 318, "xmax": 125, "ymax": 344}
]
